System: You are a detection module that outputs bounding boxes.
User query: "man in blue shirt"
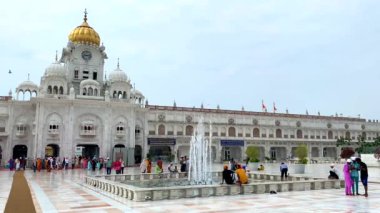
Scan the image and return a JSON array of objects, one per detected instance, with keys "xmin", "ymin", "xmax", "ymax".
[{"xmin": 280, "ymin": 162, "xmax": 288, "ymax": 181}]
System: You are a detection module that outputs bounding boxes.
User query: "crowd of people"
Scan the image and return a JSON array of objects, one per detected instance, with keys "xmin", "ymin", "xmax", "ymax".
[
  {"xmin": 6, "ymin": 156, "xmax": 129, "ymax": 175},
  {"xmin": 4, "ymin": 154, "xmax": 371, "ymax": 197}
]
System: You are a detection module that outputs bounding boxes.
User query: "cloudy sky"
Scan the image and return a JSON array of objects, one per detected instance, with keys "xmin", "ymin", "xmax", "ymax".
[{"xmin": 0, "ymin": 0, "xmax": 379, "ymax": 119}]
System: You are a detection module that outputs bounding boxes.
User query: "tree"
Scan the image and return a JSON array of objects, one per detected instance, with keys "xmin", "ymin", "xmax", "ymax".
[
  {"xmin": 336, "ymin": 136, "xmax": 351, "ymax": 147},
  {"xmin": 245, "ymin": 146, "xmax": 260, "ymax": 162},
  {"xmin": 295, "ymin": 144, "xmax": 308, "ymax": 164},
  {"xmin": 340, "ymin": 147, "xmax": 355, "ymax": 159}
]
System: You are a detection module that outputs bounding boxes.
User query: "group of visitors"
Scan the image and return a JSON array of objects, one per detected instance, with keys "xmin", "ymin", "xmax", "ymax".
[
  {"xmin": 221, "ymin": 163, "xmax": 249, "ymax": 185},
  {"xmin": 343, "ymin": 157, "xmax": 368, "ymax": 197},
  {"xmin": 6, "ymin": 157, "xmax": 27, "ymax": 171},
  {"xmin": 140, "ymin": 157, "xmax": 170, "ymax": 174}
]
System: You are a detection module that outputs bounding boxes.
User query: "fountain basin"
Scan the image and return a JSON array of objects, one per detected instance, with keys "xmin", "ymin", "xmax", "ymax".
[{"xmin": 83, "ymin": 172, "xmax": 344, "ymax": 202}]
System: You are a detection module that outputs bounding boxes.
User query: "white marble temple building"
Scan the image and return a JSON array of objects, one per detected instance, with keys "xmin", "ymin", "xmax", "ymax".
[{"xmin": 1, "ymin": 12, "xmax": 380, "ymax": 166}]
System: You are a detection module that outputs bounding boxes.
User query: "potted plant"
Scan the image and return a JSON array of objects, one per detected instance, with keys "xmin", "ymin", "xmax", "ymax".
[
  {"xmin": 245, "ymin": 146, "xmax": 260, "ymax": 170},
  {"xmin": 294, "ymin": 144, "xmax": 308, "ymax": 174}
]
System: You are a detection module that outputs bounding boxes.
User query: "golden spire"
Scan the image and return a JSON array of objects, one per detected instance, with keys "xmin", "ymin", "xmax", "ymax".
[
  {"xmin": 117, "ymin": 58, "xmax": 120, "ymax": 69},
  {"xmin": 68, "ymin": 10, "xmax": 101, "ymax": 46},
  {"xmin": 55, "ymin": 50, "xmax": 58, "ymax": 61}
]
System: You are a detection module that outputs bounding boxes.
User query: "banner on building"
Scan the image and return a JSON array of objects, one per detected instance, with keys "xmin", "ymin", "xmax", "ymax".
[
  {"xmin": 220, "ymin": 140, "xmax": 244, "ymax": 147},
  {"xmin": 148, "ymin": 138, "xmax": 176, "ymax": 146}
]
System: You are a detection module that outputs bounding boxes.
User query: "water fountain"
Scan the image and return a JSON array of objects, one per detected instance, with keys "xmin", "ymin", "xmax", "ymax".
[
  {"xmin": 84, "ymin": 119, "xmax": 345, "ymax": 201},
  {"xmin": 188, "ymin": 117, "xmax": 212, "ymax": 184}
]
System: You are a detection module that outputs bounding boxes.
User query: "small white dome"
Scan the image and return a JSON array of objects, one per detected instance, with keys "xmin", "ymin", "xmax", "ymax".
[
  {"xmin": 109, "ymin": 67, "xmax": 128, "ymax": 83},
  {"xmin": 134, "ymin": 89, "xmax": 144, "ymax": 97},
  {"xmin": 17, "ymin": 80, "xmax": 39, "ymax": 92},
  {"xmin": 80, "ymin": 79, "xmax": 100, "ymax": 87},
  {"xmin": 45, "ymin": 61, "xmax": 66, "ymax": 77}
]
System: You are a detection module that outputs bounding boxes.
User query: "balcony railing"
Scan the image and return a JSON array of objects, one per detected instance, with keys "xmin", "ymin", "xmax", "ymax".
[
  {"xmin": 48, "ymin": 129, "xmax": 59, "ymax": 136},
  {"xmin": 80, "ymin": 130, "xmax": 96, "ymax": 136},
  {"xmin": 116, "ymin": 131, "xmax": 125, "ymax": 137}
]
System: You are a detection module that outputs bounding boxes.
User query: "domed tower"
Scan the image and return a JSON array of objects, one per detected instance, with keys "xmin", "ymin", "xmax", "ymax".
[
  {"xmin": 16, "ymin": 75, "xmax": 39, "ymax": 101},
  {"xmin": 40, "ymin": 53, "xmax": 68, "ymax": 97},
  {"xmin": 60, "ymin": 10, "xmax": 108, "ymax": 95},
  {"xmin": 108, "ymin": 59, "xmax": 132, "ymax": 100}
]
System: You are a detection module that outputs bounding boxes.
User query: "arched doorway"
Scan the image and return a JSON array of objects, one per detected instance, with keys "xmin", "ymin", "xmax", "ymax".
[
  {"xmin": 45, "ymin": 144, "xmax": 60, "ymax": 157},
  {"xmin": 149, "ymin": 146, "xmax": 171, "ymax": 161},
  {"xmin": 113, "ymin": 144, "xmax": 126, "ymax": 162},
  {"xmin": 134, "ymin": 145, "xmax": 142, "ymax": 164},
  {"xmin": 13, "ymin": 145, "xmax": 28, "ymax": 159},
  {"xmin": 76, "ymin": 144, "xmax": 99, "ymax": 159}
]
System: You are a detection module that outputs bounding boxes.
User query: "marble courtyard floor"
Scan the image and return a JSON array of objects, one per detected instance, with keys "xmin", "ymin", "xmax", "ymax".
[{"xmin": 1, "ymin": 168, "xmax": 380, "ymax": 213}]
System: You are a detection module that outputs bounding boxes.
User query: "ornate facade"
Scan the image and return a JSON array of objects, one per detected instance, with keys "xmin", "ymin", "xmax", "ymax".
[{"xmin": 1, "ymin": 12, "xmax": 380, "ymax": 166}]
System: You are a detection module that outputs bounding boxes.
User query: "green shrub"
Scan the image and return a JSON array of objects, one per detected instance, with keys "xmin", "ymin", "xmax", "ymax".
[
  {"xmin": 245, "ymin": 146, "xmax": 260, "ymax": 163},
  {"xmin": 295, "ymin": 144, "xmax": 308, "ymax": 164}
]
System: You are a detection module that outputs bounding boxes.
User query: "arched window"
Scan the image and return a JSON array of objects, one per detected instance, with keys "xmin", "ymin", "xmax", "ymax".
[
  {"xmin": 186, "ymin": 125, "xmax": 194, "ymax": 136},
  {"xmin": 53, "ymin": 86, "xmax": 58, "ymax": 94},
  {"xmin": 276, "ymin": 129, "xmax": 282, "ymax": 138},
  {"xmin": 83, "ymin": 88, "xmax": 87, "ymax": 95},
  {"xmin": 328, "ymin": 131, "xmax": 333, "ymax": 139},
  {"xmin": 362, "ymin": 132, "xmax": 367, "ymax": 139},
  {"xmin": 59, "ymin": 86, "xmax": 64, "ymax": 95},
  {"xmin": 253, "ymin": 128, "xmax": 260, "ymax": 137},
  {"xmin": 94, "ymin": 88, "xmax": 98, "ymax": 96},
  {"xmin": 116, "ymin": 123, "xmax": 125, "ymax": 135},
  {"xmin": 118, "ymin": 91, "xmax": 123, "ymax": 99},
  {"xmin": 47, "ymin": 86, "xmax": 52, "ymax": 94},
  {"xmin": 88, "ymin": 87, "xmax": 93, "ymax": 96},
  {"xmin": 345, "ymin": 131, "xmax": 351, "ymax": 139},
  {"xmin": 123, "ymin": 91, "xmax": 127, "ymax": 99},
  {"xmin": 228, "ymin": 127, "xmax": 236, "ymax": 137},
  {"xmin": 297, "ymin": 130, "xmax": 303, "ymax": 139},
  {"xmin": 158, "ymin": 124, "xmax": 165, "ymax": 135}
]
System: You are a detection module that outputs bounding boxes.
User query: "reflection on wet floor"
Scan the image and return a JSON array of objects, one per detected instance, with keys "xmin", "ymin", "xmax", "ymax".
[{"xmin": 0, "ymin": 164, "xmax": 379, "ymax": 212}]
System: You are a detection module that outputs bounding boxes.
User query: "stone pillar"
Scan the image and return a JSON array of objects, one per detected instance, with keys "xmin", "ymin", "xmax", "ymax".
[
  {"xmin": 264, "ymin": 146, "xmax": 270, "ymax": 160},
  {"xmin": 127, "ymin": 147, "xmax": 135, "ymax": 166},
  {"xmin": 173, "ymin": 145, "xmax": 178, "ymax": 163}
]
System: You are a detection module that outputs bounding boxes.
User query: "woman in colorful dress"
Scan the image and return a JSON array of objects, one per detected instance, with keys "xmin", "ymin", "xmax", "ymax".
[{"xmin": 343, "ymin": 159, "xmax": 353, "ymax": 195}]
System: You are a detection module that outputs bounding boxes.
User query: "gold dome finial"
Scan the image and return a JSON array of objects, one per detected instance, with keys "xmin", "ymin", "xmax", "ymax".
[
  {"xmin": 117, "ymin": 58, "xmax": 120, "ymax": 69},
  {"xmin": 84, "ymin": 8, "xmax": 88, "ymax": 22},
  {"xmin": 55, "ymin": 50, "xmax": 58, "ymax": 61}
]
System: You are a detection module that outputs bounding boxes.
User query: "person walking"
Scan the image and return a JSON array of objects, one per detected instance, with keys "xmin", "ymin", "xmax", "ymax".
[
  {"xmin": 157, "ymin": 157, "xmax": 163, "ymax": 172},
  {"xmin": 106, "ymin": 157, "xmax": 112, "ymax": 175},
  {"xmin": 356, "ymin": 158, "xmax": 368, "ymax": 197},
  {"xmin": 37, "ymin": 158, "xmax": 42, "ymax": 172},
  {"xmin": 113, "ymin": 159, "xmax": 121, "ymax": 174},
  {"xmin": 280, "ymin": 162, "xmax": 288, "ymax": 181},
  {"xmin": 120, "ymin": 159, "xmax": 125, "ymax": 174},
  {"xmin": 350, "ymin": 157, "xmax": 360, "ymax": 195},
  {"xmin": 140, "ymin": 158, "xmax": 147, "ymax": 173},
  {"xmin": 343, "ymin": 159, "xmax": 353, "ymax": 195},
  {"xmin": 8, "ymin": 159, "xmax": 14, "ymax": 171},
  {"xmin": 32, "ymin": 158, "xmax": 37, "ymax": 173}
]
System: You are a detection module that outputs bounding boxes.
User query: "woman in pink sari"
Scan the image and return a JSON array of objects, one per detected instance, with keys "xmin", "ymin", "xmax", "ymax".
[{"xmin": 343, "ymin": 159, "xmax": 353, "ymax": 195}]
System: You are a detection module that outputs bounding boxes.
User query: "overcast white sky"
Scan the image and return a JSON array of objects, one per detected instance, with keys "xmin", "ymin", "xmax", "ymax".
[{"xmin": 0, "ymin": 0, "xmax": 379, "ymax": 120}]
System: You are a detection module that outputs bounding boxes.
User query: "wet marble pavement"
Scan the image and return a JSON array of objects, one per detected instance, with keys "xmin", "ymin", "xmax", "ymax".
[{"xmin": 0, "ymin": 167, "xmax": 379, "ymax": 213}]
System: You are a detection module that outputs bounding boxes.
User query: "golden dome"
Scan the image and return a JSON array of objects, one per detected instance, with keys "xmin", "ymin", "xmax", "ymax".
[{"xmin": 68, "ymin": 10, "xmax": 100, "ymax": 46}]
